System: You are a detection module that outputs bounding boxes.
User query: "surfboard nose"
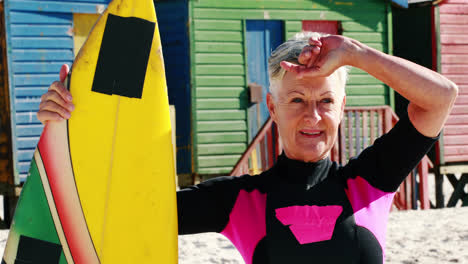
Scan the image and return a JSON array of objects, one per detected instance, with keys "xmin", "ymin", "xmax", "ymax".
[{"xmin": 107, "ymin": 0, "xmax": 157, "ymax": 22}]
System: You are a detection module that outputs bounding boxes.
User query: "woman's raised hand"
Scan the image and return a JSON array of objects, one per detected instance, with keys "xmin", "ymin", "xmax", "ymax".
[
  {"xmin": 281, "ymin": 35, "xmax": 356, "ymax": 78},
  {"xmin": 37, "ymin": 64, "xmax": 75, "ymax": 124}
]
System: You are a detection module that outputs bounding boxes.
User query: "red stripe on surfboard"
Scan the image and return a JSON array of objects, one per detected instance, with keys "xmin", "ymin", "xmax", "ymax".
[{"xmin": 38, "ymin": 124, "xmax": 91, "ymax": 264}]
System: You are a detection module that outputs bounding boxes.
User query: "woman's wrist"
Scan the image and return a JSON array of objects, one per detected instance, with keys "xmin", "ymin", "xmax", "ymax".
[
  {"xmin": 343, "ymin": 38, "xmax": 371, "ymax": 68},
  {"xmin": 345, "ymin": 39, "xmax": 388, "ymax": 76}
]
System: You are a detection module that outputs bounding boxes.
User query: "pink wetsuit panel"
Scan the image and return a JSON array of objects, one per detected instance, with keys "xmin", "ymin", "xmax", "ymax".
[
  {"xmin": 345, "ymin": 176, "xmax": 395, "ymax": 262},
  {"xmin": 275, "ymin": 205, "xmax": 343, "ymax": 244},
  {"xmin": 221, "ymin": 189, "xmax": 267, "ymax": 264}
]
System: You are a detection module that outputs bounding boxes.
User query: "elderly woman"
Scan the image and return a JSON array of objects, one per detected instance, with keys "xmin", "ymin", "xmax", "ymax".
[{"xmin": 39, "ymin": 32, "xmax": 457, "ymax": 264}]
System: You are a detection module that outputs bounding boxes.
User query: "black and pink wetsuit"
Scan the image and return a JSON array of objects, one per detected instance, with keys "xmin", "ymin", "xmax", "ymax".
[{"xmin": 177, "ymin": 113, "xmax": 437, "ymax": 264}]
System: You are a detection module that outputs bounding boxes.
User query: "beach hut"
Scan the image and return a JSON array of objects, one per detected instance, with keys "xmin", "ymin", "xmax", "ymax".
[
  {"xmin": 391, "ymin": 0, "xmax": 468, "ymax": 207},
  {"xmin": 2, "ymin": 0, "xmax": 395, "ymax": 194},
  {"xmin": 433, "ymin": 0, "xmax": 468, "ymax": 207}
]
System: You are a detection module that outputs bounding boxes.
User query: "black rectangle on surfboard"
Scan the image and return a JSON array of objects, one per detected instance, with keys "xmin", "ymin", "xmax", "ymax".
[
  {"xmin": 92, "ymin": 14, "xmax": 155, "ymax": 99},
  {"xmin": 15, "ymin": 235, "xmax": 62, "ymax": 264}
]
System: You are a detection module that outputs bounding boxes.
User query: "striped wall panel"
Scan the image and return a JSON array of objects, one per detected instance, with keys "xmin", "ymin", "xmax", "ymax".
[
  {"xmin": 6, "ymin": 9, "xmax": 74, "ymax": 182},
  {"xmin": 4, "ymin": 0, "xmax": 111, "ymax": 183},
  {"xmin": 439, "ymin": 1, "xmax": 468, "ymax": 163}
]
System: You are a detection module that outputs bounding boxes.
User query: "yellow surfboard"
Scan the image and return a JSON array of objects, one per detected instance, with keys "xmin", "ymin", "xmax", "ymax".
[{"xmin": 2, "ymin": 0, "xmax": 178, "ymax": 263}]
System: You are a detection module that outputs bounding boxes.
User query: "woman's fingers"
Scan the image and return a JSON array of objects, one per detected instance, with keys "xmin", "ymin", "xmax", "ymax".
[
  {"xmin": 37, "ymin": 100, "xmax": 72, "ymax": 124},
  {"xmin": 39, "ymin": 100, "xmax": 72, "ymax": 119},
  {"xmin": 297, "ymin": 45, "xmax": 313, "ymax": 65},
  {"xmin": 297, "ymin": 45, "xmax": 321, "ymax": 66},
  {"xmin": 51, "ymin": 63, "xmax": 72, "ymax": 102},
  {"xmin": 48, "ymin": 81, "xmax": 72, "ymax": 102},
  {"xmin": 38, "ymin": 79, "xmax": 74, "ymax": 124},
  {"xmin": 296, "ymin": 38, "xmax": 323, "ymax": 68},
  {"xmin": 40, "ymin": 90, "xmax": 74, "ymax": 112},
  {"xmin": 280, "ymin": 61, "xmax": 304, "ymax": 74},
  {"xmin": 299, "ymin": 53, "xmax": 340, "ymax": 79},
  {"xmin": 37, "ymin": 64, "xmax": 73, "ymax": 124},
  {"xmin": 59, "ymin": 64, "xmax": 69, "ymax": 83},
  {"xmin": 37, "ymin": 110, "xmax": 66, "ymax": 123},
  {"xmin": 282, "ymin": 35, "xmax": 341, "ymax": 78},
  {"xmin": 306, "ymin": 45, "xmax": 321, "ymax": 68},
  {"xmin": 280, "ymin": 61, "xmax": 321, "ymax": 77},
  {"xmin": 280, "ymin": 60, "xmax": 328, "ymax": 79},
  {"xmin": 308, "ymin": 37, "xmax": 322, "ymax": 47},
  {"xmin": 39, "ymin": 101, "xmax": 71, "ymax": 118}
]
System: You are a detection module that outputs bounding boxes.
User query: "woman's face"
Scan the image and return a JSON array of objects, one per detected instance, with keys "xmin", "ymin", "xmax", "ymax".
[{"xmin": 267, "ymin": 72, "xmax": 346, "ymax": 162}]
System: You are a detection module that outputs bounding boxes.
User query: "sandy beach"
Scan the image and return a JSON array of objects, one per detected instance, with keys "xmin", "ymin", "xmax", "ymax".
[
  {"xmin": 178, "ymin": 207, "xmax": 468, "ymax": 264},
  {"xmin": 0, "ymin": 173, "xmax": 465, "ymax": 263},
  {"xmin": 0, "ymin": 206, "xmax": 466, "ymax": 263}
]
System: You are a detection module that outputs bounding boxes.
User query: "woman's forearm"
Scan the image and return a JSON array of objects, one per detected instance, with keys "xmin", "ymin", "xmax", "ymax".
[{"xmin": 347, "ymin": 40, "xmax": 458, "ymax": 137}]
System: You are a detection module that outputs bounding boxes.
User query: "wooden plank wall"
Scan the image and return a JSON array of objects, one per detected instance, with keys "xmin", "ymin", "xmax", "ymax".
[
  {"xmin": 4, "ymin": 0, "xmax": 108, "ymax": 183},
  {"xmin": 0, "ymin": 2, "xmax": 14, "ymax": 187},
  {"xmin": 439, "ymin": 0, "xmax": 468, "ymax": 163},
  {"xmin": 190, "ymin": 0, "xmax": 390, "ymax": 175}
]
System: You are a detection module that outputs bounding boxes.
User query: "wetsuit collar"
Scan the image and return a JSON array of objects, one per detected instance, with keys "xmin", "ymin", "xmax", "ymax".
[{"xmin": 276, "ymin": 153, "xmax": 332, "ymax": 188}]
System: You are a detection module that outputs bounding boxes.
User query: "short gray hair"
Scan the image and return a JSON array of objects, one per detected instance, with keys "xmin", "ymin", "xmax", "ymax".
[{"xmin": 268, "ymin": 31, "xmax": 349, "ymax": 98}]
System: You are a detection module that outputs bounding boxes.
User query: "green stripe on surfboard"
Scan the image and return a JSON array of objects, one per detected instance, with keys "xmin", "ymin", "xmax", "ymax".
[{"xmin": 9, "ymin": 158, "xmax": 67, "ymax": 263}]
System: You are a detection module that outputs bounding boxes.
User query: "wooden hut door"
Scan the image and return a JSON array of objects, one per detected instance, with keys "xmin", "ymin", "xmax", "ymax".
[
  {"xmin": 246, "ymin": 20, "xmax": 283, "ymax": 143},
  {"xmin": 302, "ymin": 21, "xmax": 339, "ymax": 35}
]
